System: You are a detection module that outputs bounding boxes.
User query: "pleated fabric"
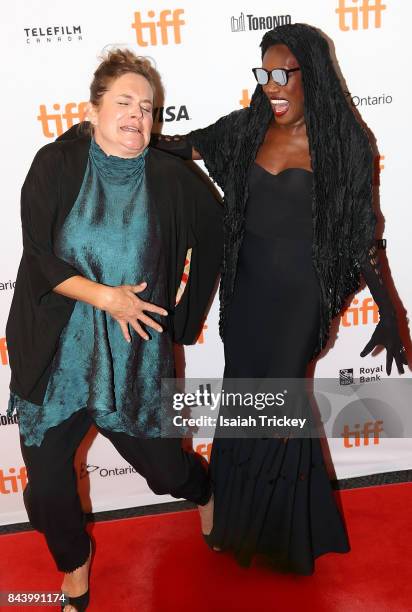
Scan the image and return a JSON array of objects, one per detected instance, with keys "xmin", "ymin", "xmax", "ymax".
[{"xmin": 210, "ymin": 437, "xmax": 349, "ymax": 574}]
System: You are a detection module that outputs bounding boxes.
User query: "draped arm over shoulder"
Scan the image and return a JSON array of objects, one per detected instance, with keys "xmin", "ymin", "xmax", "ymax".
[
  {"xmin": 152, "ymin": 109, "xmax": 244, "ymax": 191},
  {"xmin": 185, "ymin": 113, "xmax": 236, "ymax": 190},
  {"xmin": 21, "ymin": 144, "xmax": 79, "ymax": 304}
]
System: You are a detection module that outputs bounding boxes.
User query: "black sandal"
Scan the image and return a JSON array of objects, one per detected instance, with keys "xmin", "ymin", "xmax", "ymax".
[
  {"xmin": 61, "ymin": 590, "xmax": 90, "ymax": 611},
  {"xmin": 202, "ymin": 530, "xmax": 222, "ymax": 552}
]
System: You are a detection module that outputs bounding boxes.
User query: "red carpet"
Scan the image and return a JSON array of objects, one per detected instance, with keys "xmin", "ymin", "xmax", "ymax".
[{"xmin": 1, "ymin": 483, "xmax": 411, "ymax": 612}]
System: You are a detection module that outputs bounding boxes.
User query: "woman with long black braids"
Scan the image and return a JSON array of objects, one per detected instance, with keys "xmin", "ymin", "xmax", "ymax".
[{"xmin": 152, "ymin": 23, "xmax": 407, "ymax": 574}]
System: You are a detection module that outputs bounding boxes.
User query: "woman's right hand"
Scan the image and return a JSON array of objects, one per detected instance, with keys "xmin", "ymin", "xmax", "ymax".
[
  {"xmin": 104, "ymin": 281, "xmax": 168, "ymax": 342},
  {"xmin": 150, "ymin": 133, "xmax": 201, "ymax": 160}
]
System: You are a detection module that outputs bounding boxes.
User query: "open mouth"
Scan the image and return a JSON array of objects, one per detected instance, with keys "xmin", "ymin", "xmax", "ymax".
[
  {"xmin": 271, "ymin": 98, "xmax": 290, "ymax": 117},
  {"xmin": 120, "ymin": 125, "xmax": 142, "ymax": 134}
]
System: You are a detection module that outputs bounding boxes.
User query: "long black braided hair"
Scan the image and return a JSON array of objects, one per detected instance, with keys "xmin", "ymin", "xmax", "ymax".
[
  {"xmin": 247, "ymin": 25, "xmax": 376, "ymax": 354},
  {"xmin": 189, "ymin": 23, "xmax": 377, "ymax": 354}
]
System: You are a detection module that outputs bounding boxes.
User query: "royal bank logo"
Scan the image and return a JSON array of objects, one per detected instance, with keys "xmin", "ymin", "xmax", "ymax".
[
  {"xmin": 131, "ymin": 9, "xmax": 185, "ymax": 46},
  {"xmin": 24, "ymin": 24, "xmax": 83, "ymax": 45},
  {"xmin": 339, "ymin": 365, "xmax": 384, "ymax": 385},
  {"xmin": 336, "ymin": 0, "xmax": 386, "ymax": 31},
  {"xmin": 339, "ymin": 368, "xmax": 354, "ymax": 385},
  {"xmin": 230, "ymin": 12, "xmax": 291, "ymax": 32}
]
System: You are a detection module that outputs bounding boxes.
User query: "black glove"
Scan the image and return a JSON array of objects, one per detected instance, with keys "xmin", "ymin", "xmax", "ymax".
[
  {"xmin": 359, "ymin": 242, "xmax": 407, "ymax": 375},
  {"xmin": 150, "ymin": 133, "xmax": 193, "ymax": 160},
  {"xmin": 360, "ymin": 317, "xmax": 407, "ymax": 375}
]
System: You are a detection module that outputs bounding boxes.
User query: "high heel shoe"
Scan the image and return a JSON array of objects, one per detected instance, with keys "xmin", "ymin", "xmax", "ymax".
[
  {"xmin": 61, "ymin": 590, "xmax": 90, "ymax": 612},
  {"xmin": 202, "ymin": 529, "xmax": 222, "ymax": 552},
  {"xmin": 199, "ymin": 492, "xmax": 221, "ymax": 552}
]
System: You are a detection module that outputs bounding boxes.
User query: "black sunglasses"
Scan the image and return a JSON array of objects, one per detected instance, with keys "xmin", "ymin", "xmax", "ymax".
[{"xmin": 252, "ymin": 67, "xmax": 300, "ymax": 86}]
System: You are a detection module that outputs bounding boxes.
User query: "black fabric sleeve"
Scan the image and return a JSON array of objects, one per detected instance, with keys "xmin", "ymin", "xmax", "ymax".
[
  {"xmin": 151, "ymin": 110, "xmax": 243, "ymax": 191},
  {"xmin": 150, "ymin": 133, "xmax": 193, "ymax": 160},
  {"xmin": 185, "ymin": 111, "xmax": 241, "ymax": 191},
  {"xmin": 359, "ymin": 242, "xmax": 407, "ymax": 374},
  {"xmin": 21, "ymin": 145, "xmax": 79, "ymax": 304},
  {"xmin": 172, "ymin": 173, "xmax": 223, "ymax": 344},
  {"xmin": 360, "ymin": 243, "xmax": 395, "ymax": 319}
]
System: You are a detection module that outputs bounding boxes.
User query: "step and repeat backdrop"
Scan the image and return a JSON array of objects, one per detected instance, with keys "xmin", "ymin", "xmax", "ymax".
[{"xmin": 0, "ymin": 0, "xmax": 411, "ymax": 524}]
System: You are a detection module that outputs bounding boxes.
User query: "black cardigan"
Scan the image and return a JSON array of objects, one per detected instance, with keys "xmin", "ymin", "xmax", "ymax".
[{"xmin": 6, "ymin": 137, "xmax": 223, "ymax": 405}]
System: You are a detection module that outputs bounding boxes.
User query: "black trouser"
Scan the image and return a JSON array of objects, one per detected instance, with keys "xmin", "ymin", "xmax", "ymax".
[{"xmin": 20, "ymin": 409, "xmax": 211, "ymax": 572}]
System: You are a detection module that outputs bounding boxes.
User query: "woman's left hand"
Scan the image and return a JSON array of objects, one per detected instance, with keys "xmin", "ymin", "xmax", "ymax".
[{"xmin": 360, "ymin": 317, "xmax": 408, "ymax": 375}]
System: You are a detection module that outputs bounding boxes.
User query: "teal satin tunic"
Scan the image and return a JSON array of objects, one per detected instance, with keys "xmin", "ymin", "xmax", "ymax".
[{"xmin": 10, "ymin": 139, "xmax": 174, "ymax": 446}]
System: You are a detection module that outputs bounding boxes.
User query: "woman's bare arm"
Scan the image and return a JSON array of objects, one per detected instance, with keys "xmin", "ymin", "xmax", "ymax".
[{"xmin": 54, "ymin": 276, "xmax": 167, "ymax": 342}]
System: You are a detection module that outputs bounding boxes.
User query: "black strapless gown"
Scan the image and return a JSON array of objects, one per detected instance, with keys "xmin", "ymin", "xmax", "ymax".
[{"xmin": 208, "ymin": 164, "xmax": 350, "ymax": 574}]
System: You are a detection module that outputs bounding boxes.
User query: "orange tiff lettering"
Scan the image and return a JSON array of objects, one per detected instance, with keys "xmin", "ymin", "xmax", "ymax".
[
  {"xmin": 37, "ymin": 102, "xmax": 87, "ymax": 138},
  {"xmin": 341, "ymin": 297, "xmax": 379, "ymax": 327},
  {"xmin": 341, "ymin": 420, "xmax": 383, "ymax": 447},
  {"xmin": 0, "ymin": 467, "xmax": 28, "ymax": 494},
  {"xmin": 0, "ymin": 337, "xmax": 8, "ymax": 365},
  {"xmin": 336, "ymin": 0, "xmax": 386, "ymax": 31},
  {"xmin": 132, "ymin": 9, "xmax": 185, "ymax": 46}
]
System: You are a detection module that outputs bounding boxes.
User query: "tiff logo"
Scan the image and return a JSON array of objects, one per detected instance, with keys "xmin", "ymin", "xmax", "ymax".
[
  {"xmin": 374, "ymin": 154, "xmax": 385, "ymax": 185},
  {"xmin": 0, "ymin": 337, "xmax": 8, "ymax": 366},
  {"xmin": 196, "ymin": 323, "xmax": 208, "ymax": 345},
  {"xmin": 336, "ymin": 0, "xmax": 386, "ymax": 31},
  {"xmin": 239, "ymin": 89, "xmax": 251, "ymax": 108},
  {"xmin": 195, "ymin": 442, "xmax": 212, "ymax": 463},
  {"xmin": 0, "ymin": 467, "xmax": 27, "ymax": 494},
  {"xmin": 341, "ymin": 297, "xmax": 379, "ymax": 327},
  {"xmin": 131, "ymin": 9, "xmax": 185, "ymax": 46},
  {"xmin": 341, "ymin": 420, "xmax": 384, "ymax": 447},
  {"xmin": 37, "ymin": 102, "xmax": 87, "ymax": 138}
]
